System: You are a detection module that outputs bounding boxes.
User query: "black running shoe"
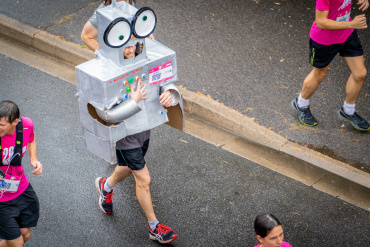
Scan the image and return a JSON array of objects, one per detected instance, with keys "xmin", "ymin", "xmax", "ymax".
[
  {"xmin": 338, "ymin": 106, "xmax": 370, "ymax": 131},
  {"xmin": 291, "ymin": 97, "xmax": 318, "ymax": 126},
  {"xmin": 95, "ymin": 177, "xmax": 114, "ymax": 214},
  {"xmin": 149, "ymin": 224, "xmax": 178, "ymax": 244}
]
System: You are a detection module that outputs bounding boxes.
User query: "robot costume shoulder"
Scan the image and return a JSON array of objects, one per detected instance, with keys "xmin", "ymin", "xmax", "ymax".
[{"xmin": 76, "ymin": 0, "xmax": 184, "ymax": 164}]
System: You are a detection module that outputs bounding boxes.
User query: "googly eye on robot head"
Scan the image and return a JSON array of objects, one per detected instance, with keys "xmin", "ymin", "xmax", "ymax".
[
  {"xmin": 104, "ymin": 18, "xmax": 132, "ymax": 48},
  {"xmin": 131, "ymin": 7, "xmax": 156, "ymax": 38}
]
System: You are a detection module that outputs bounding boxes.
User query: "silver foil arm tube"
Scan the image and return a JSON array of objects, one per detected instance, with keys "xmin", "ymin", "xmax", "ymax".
[
  {"xmin": 96, "ymin": 98, "xmax": 142, "ymax": 123},
  {"xmin": 161, "ymin": 83, "xmax": 181, "ymax": 106}
]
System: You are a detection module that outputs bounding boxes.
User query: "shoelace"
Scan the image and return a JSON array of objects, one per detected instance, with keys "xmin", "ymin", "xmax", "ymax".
[
  {"xmin": 302, "ymin": 107, "xmax": 313, "ymax": 118},
  {"xmin": 352, "ymin": 112, "xmax": 365, "ymax": 123},
  {"xmin": 105, "ymin": 192, "xmax": 114, "ymax": 204},
  {"xmin": 157, "ymin": 224, "xmax": 171, "ymax": 234}
]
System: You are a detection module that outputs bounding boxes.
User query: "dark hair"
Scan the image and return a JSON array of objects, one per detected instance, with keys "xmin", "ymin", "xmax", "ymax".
[
  {"xmin": 102, "ymin": 0, "xmax": 135, "ymax": 6},
  {"xmin": 254, "ymin": 213, "xmax": 281, "ymax": 238},
  {"xmin": 0, "ymin": 100, "xmax": 20, "ymax": 123}
]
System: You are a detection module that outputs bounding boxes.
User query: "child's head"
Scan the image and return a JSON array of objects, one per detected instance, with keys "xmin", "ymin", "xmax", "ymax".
[{"xmin": 254, "ymin": 213, "xmax": 284, "ymax": 247}]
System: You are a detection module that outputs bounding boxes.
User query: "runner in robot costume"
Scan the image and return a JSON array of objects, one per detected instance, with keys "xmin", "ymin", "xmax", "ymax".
[{"xmin": 75, "ymin": 0, "xmax": 184, "ymax": 163}]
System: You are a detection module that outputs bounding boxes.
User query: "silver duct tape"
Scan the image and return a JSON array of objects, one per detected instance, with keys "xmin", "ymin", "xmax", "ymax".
[
  {"xmin": 96, "ymin": 97, "xmax": 142, "ymax": 123},
  {"xmin": 83, "ymin": 128, "xmax": 117, "ymax": 164}
]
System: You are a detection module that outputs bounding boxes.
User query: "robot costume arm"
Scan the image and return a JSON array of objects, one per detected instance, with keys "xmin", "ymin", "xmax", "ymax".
[
  {"xmin": 95, "ymin": 98, "xmax": 142, "ymax": 123},
  {"xmin": 161, "ymin": 83, "xmax": 181, "ymax": 106}
]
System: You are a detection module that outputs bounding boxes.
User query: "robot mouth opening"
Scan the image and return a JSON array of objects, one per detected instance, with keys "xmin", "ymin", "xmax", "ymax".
[{"xmin": 123, "ymin": 41, "xmax": 144, "ymax": 59}]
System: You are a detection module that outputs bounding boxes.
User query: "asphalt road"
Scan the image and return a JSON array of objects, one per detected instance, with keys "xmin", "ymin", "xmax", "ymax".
[
  {"xmin": 1, "ymin": 0, "xmax": 369, "ymax": 172},
  {"xmin": 1, "ymin": 53, "xmax": 370, "ymax": 246}
]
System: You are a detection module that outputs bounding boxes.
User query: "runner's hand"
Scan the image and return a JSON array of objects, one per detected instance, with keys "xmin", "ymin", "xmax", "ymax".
[
  {"xmin": 31, "ymin": 160, "xmax": 43, "ymax": 175},
  {"xmin": 358, "ymin": 0, "xmax": 369, "ymax": 11},
  {"xmin": 159, "ymin": 90, "xmax": 173, "ymax": 107},
  {"xmin": 130, "ymin": 81, "xmax": 148, "ymax": 103},
  {"xmin": 351, "ymin": 14, "xmax": 367, "ymax": 29}
]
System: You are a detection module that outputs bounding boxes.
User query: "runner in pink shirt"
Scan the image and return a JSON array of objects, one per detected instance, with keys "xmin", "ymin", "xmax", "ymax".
[
  {"xmin": 291, "ymin": 0, "xmax": 370, "ymax": 131},
  {"xmin": 253, "ymin": 213, "xmax": 292, "ymax": 247},
  {"xmin": 0, "ymin": 100, "xmax": 43, "ymax": 247}
]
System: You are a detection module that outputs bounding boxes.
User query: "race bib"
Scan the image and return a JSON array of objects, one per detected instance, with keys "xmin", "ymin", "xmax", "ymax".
[
  {"xmin": 0, "ymin": 175, "xmax": 21, "ymax": 193},
  {"xmin": 149, "ymin": 62, "xmax": 173, "ymax": 86},
  {"xmin": 336, "ymin": 11, "xmax": 350, "ymax": 22}
]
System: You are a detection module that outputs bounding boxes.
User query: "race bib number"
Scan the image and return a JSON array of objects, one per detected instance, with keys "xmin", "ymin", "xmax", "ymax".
[
  {"xmin": 0, "ymin": 175, "xmax": 21, "ymax": 193},
  {"xmin": 149, "ymin": 62, "xmax": 173, "ymax": 86},
  {"xmin": 336, "ymin": 11, "xmax": 350, "ymax": 22}
]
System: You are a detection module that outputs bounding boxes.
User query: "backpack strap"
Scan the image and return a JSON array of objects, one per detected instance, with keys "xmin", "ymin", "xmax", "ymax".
[{"xmin": 0, "ymin": 118, "xmax": 23, "ymax": 166}]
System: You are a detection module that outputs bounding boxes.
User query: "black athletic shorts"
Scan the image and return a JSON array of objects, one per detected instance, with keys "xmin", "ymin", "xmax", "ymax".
[
  {"xmin": 309, "ymin": 30, "xmax": 363, "ymax": 68},
  {"xmin": 0, "ymin": 183, "xmax": 40, "ymax": 240},
  {"xmin": 116, "ymin": 139, "xmax": 149, "ymax": 170}
]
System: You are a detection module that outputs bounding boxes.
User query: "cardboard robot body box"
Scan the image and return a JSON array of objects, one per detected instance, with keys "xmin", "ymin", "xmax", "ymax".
[{"xmin": 76, "ymin": 1, "xmax": 183, "ymax": 163}]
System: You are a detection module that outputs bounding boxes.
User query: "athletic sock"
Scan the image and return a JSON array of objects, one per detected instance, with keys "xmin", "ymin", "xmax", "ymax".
[
  {"xmin": 297, "ymin": 94, "xmax": 310, "ymax": 108},
  {"xmin": 149, "ymin": 219, "xmax": 160, "ymax": 230},
  {"xmin": 343, "ymin": 101, "xmax": 356, "ymax": 115},
  {"xmin": 104, "ymin": 178, "xmax": 113, "ymax": 192}
]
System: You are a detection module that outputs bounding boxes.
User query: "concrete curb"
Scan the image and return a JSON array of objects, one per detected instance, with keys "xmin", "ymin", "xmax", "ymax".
[
  {"xmin": 0, "ymin": 14, "xmax": 94, "ymax": 65},
  {"xmin": 181, "ymin": 89, "xmax": 370, "ymax": 189},
  {"xmin": 1, "ymin": 14, "xmax": 369, "ymax": 207}
]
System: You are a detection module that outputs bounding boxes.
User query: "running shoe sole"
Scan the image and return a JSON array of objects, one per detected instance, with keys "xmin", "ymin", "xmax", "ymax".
[{"xmin": 149, "ymin": 233, "xmax": 178, "ymax": 244}]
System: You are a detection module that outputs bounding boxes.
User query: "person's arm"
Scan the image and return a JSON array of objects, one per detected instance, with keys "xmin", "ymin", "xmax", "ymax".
[
  {"xmin": 316, "ymin": 8, "xmax": 368, "ymax": 30},
  {"xmin": 81, "ymin": 21, "xmax": 99, "ymax": 51},
  {"xmin": 27, "ymin": 139, "xmax": 42, "ymax": 175}
]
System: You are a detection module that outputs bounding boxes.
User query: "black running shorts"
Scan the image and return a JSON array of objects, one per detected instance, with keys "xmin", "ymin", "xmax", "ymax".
[
  {"xmin": 116, "ymin": 139, "xmax": 149, "ymax": 170},
  {"xmin": 309, "ymin": 30, "xmax": 363, "ymax": 68},
  {"xmin": 0, "ymin": 183, "xmax": 40, "ymax": 240}
]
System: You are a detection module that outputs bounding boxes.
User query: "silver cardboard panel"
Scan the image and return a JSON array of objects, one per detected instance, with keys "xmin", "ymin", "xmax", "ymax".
[{"xmin": 84, "ymin": 128, "xmax": 117, "ymax": 164}]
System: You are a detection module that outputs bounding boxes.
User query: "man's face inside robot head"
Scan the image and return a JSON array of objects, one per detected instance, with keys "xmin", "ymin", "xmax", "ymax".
[{"xmin": 123, "ymin": 45, "xmax": 136, "ymax": 59}]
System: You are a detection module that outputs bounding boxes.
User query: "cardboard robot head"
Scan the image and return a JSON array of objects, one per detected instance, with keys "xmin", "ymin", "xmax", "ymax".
[{"xmin": 97, "ymin": 0, "xmax": 157, "ymax": 66}]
